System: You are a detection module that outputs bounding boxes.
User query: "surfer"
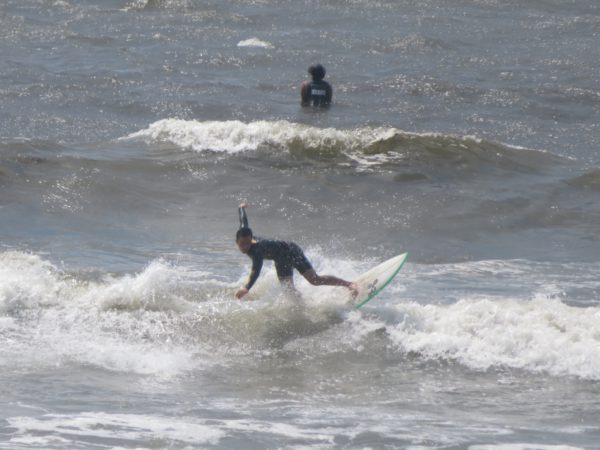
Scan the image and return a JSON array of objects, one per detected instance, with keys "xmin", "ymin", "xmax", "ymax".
[
  {"xmin": 300, "ymin": 64, "xmax": 332, "ymax": 107},
  {"xmin": 235, "ymin": 204, "xmax": 357, "ymax": 299}
]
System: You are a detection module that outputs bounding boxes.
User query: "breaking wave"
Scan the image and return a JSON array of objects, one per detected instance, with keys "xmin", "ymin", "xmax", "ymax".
[{"xmin": 2, "ymin": 251, "xmax": 600, "ymax": 380}]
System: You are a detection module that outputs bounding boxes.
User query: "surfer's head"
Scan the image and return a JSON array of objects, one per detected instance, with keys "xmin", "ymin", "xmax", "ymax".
[
  {"xmin": 308, "ymin": 64, "xmax": 326, "ymax": 81},
  {"xmin": 236, "ymin": 227, "xmax": 253, "ymax": 253}
]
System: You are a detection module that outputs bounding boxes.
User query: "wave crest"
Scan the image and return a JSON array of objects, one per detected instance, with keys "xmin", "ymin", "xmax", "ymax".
[{"xmin": 124, "ymin": 119, "xmax": 563, "ymax": 173}]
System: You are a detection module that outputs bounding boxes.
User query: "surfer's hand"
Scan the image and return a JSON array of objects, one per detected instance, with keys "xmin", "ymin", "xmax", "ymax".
[
  {"xmin": 235, "ymin": 287, "xmax": 249, "ymax": 299},
  {"xmin": 239, "ymin": 202, "xmax": 248, "ymax": 209}
]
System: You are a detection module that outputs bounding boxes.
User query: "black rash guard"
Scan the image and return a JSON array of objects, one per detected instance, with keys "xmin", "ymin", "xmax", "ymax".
[
  {"xmin": 302, "ymin": 80, "xmax": 332, "ymax": 107},
  {"xmin": 238, "ymin": 207, "xmax": 313, "ymax": 290}
]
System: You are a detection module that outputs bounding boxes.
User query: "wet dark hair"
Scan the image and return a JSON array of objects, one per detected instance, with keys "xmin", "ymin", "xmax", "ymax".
[
  {"xmin": 308, "ymin": 64, "xmax": 326, "ymax": 81},
  {"xmin": 236, "ymin": 227, "xmax": 253, "ymax": 241}
]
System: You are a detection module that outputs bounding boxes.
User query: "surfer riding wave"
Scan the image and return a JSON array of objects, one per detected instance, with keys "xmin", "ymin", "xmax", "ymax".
[{"xmin": 235, "ymin": 204, "xmax": 357, "ymax": 299}]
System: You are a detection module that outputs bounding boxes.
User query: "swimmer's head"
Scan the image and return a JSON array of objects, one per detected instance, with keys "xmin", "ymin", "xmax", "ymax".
[{"xmin": 308, "ymin": 64, "xmax": 326, "ymax": 81}]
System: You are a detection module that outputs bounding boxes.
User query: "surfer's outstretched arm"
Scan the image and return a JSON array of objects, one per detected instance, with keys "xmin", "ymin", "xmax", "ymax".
[
  {"xmin": 235, "ymin": 203, "xmax": 257, "ymax": 299},
  {"xmin": 235, "ymin": 251, "xmax": 262, "ymax": 299},
  {"xmin": 239, "ymin": 203, "xmax": 249, "ymax": 229}
]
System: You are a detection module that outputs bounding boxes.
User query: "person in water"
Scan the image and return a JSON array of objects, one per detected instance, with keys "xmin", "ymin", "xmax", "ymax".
[
  {"xmin": 235, "ymin": 204, "xmax": 356, "ymax": 299},
  {"xmin": 300, "ymin": 63, "xmax": 332, "ymax": 107}
]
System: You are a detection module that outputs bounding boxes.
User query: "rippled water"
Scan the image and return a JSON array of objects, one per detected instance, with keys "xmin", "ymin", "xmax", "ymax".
[{"xmin": 1, "ymin": 1, "xmax": 600, "ymax": 448}]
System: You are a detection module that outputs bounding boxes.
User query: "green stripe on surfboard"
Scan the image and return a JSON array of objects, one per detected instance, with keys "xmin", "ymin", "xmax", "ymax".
[{"xmin": 354, "ymin": 253, "xmax": 408, "ymax": 309}]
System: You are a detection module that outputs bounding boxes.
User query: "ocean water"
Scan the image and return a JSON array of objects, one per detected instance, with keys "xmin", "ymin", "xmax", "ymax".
[{"xmin": 1, "ymin": 0, "xmax": 600, "ymax": 448}]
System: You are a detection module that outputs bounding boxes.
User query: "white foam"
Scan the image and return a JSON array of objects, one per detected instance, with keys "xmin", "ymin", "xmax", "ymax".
[
  {"xmin": 91, "ymin": 259, "xmax": 198, "ymax": 312},
  {"xmin": 123, "ymin": 119, "xmax": 407, "ymax": 155},
  {"xmin": 8, "ymin": 412, "xmax": 225, "ymax": 446},
  {"xmin": 0, "ymin": 252, "xmax": 206, "ymax": 375},
  {"xmin": 7, "ymin": 411, "xmax": 345, "ymax": 448},
  {"xmin": 469, "ymin": 445, "xmax": 585, "ymax": 450},
  {"xmin": 125, "ymin": 119, "xmax": 280, "ymax": 153},
  {"xmin": 0, "ymin": 251, "xmax": 67, "ymax": 314},
  {"xmin": 3, "ymin": 250, "xmax": 600, "ymax": 380},
  {"xmin": 237, "ymin": 37, "xmax": 274, "ymax": 49},
  {"xmin": 386, "ymin": 295, "xmax": 600, "ymax": 380},
  {"xmin": 59, "ymin": 329, "xmax": 196, "ymax": 375}
]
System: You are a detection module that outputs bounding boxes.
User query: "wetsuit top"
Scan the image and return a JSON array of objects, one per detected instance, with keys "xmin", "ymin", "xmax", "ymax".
[
  {"xmin": 301, "ymin": 80, "xmax": 332, "ymax": 107},
  {"xmin": 238, "ymin": 207, "xmax": 312, "ymax": 290}
]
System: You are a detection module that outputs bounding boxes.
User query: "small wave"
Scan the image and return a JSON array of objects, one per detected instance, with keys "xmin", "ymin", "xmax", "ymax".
[
  {"xmin": 0, "ymin": 137, "xmax": 69, "ymax": 160},
  {"xmin": 237, "ymin": 38, "xmax": 274, "ymax": 49},
  {"xmin": 122, "ymin": 118, "xmax": 431, "ymax": 156},
  {"xmin": 566, "ymin": 169, "xmax": 600, "ymax": 190},
  {"xmin": 384, "ymin": 295, "xmax": 600, "ymax": 380},
  {"xmin": 124, "ymin": 119, "xmax": 564, "ymax": 173}
]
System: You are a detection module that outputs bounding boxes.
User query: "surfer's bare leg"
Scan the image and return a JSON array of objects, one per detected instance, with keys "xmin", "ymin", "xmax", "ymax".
[{"xmin": 301, "ymin": 269, "xmax": 358, "ymax": 295}]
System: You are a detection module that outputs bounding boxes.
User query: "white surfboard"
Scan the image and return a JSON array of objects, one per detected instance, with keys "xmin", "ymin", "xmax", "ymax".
[{"xmin": 352, "ymin": 253, "xmax": 408, "ymax": 309}]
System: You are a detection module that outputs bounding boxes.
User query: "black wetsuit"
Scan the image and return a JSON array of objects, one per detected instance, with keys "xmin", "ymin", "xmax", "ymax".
[
  {"xmin": 239, "ymin": 207, "xmax": 313, "ymax": 290},
  {"xmin": 302, "ymin": 80, "xmax": 332, "ymax": 107}
]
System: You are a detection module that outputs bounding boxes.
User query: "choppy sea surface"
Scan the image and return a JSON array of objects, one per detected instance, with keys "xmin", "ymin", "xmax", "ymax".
[{"xmin": 2, "ymin": 1, "xmax": 600, "ymax": 448}]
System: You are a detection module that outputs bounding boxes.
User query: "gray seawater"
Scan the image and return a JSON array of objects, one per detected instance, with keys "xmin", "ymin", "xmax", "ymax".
[{"xmin": 2, "ymin": 0, "xmax": 600, "ymax": 448}]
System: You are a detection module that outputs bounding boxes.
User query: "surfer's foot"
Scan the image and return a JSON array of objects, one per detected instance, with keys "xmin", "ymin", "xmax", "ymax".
[{"xmin": 348, "ymin": 282, "xmax": 358, "ymax": 298}]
